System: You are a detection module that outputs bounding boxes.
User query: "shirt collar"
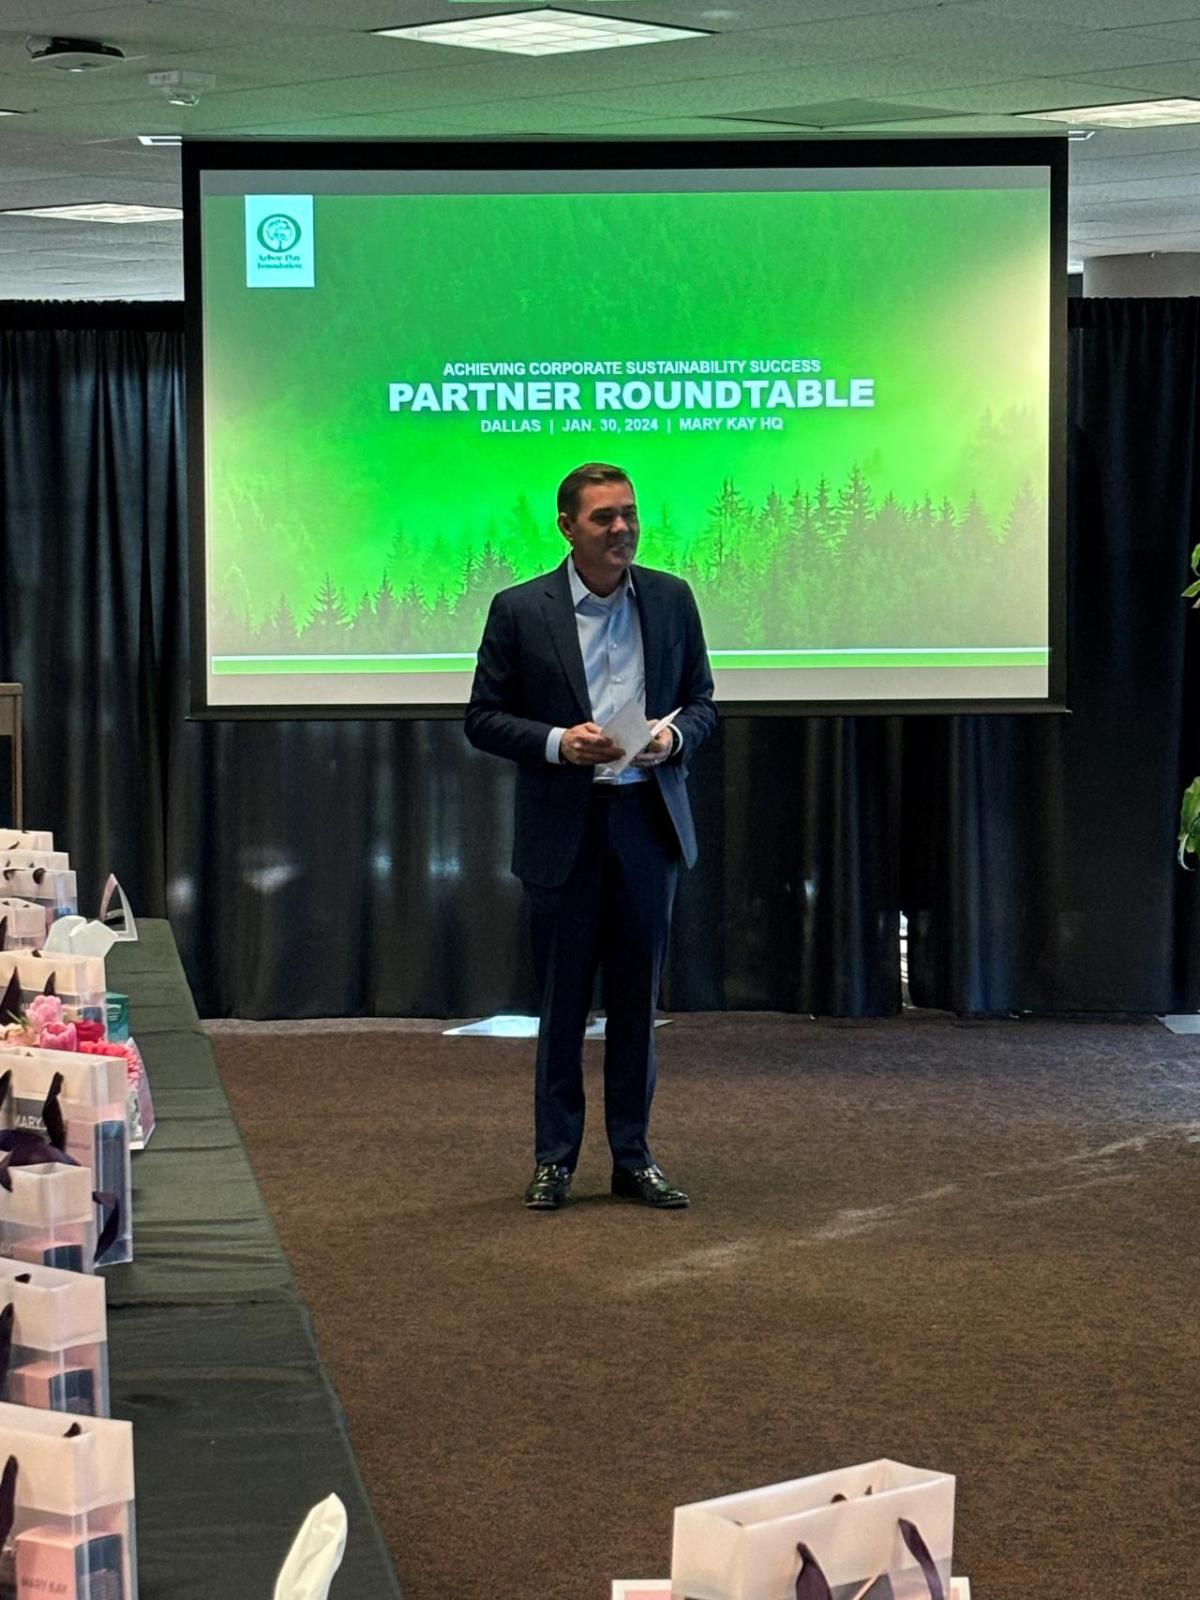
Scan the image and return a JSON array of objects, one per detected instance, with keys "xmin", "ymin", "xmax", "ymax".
[{"xmin": 567, "ymin": 557, "xmax": 635, "ymax": 611}]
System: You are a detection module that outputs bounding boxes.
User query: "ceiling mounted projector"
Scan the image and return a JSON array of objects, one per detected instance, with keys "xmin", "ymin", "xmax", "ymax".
[{"xmin": 26, "ymin": 35, "xmax": 127, "ymax": 71}]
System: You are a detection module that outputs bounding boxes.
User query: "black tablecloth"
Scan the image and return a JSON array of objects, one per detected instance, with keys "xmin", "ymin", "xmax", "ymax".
[{"xmin": 105, "ymin": 922, "xmax": 403, "ymax": 1600}]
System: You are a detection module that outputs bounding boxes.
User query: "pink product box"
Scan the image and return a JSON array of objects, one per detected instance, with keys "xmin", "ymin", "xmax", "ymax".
[
  {"xmin": 0, "ymin": 1402, "xmax": 135, "ymax": 1600},
  {"xmin": 14, "ymin": 1521, "xmax": 127, "ymax": 1599},
  {"xmin": 7, "ymin": 1357, "xmax": 100, "ymax": 1418}
]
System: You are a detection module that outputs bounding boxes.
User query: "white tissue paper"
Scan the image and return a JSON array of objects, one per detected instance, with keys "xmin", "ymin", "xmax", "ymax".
[
  {"xmin": 41, "ymin": 916, "xmax": 118, "ymax": 958},
  {"xmin": 273, "ymin": 1494, "xmax": 348, "ymax": 1600}
]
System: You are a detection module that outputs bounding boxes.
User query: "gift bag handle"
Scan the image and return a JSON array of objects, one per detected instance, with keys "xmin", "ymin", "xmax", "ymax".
[
  {"xmin": 41, "ymin": 1073, "xmax": 66, "ymax": 1154},
  {"xmin": 794, "ymin": 1517, "xmax": 945, "ymax": 1600},
  {"xmin": 0, "ymin": 1455, "xmax": 15, "ymax": 1551},
  {"xmin": 0, "ymin": 1304, "xmax": 12, "ymax": 1396},
  {"xmin": 93, "ymin": 1190, "xmax": 120, "ymax": 1263},
  {"xmin": 897, "ymin": 1517, "xmax": 944, "ymax": 1600}
]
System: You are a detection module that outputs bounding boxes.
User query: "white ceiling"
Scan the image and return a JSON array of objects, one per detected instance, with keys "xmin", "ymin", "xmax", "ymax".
[{"xmin": 3, "ymin": 0, "xmax": 1200, "ymax": 298}]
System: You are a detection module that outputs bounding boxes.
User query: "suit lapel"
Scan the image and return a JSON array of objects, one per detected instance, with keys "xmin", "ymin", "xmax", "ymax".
[
  {"xmin": 541, "ymin": 560, "xmax": 591, "ymax": 720},
  {"xmin": 633, "ymin": 566, "xmax": 666, "ymax": 716}
]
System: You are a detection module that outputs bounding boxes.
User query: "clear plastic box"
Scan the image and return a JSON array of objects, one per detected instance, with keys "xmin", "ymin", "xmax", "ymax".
[
  {"xmin": 0, "ymin": 1165, "xmax": 97, "ymax": 1276},
  {"xmin": 0, "ymin": 870, "xmax": 78, "ymax": 935},
  {"xmin": 0, "ymin": 1050, "xmax": 132, "ymax": 1268},
  {"xmin": 0, "ymin": 952, "xmax": 107, "ymax": 1025},
  {"xmin": 0, "ymin": 1259, "xmax": 108, "ymax": 1418},
  {"xmin": 0, "ymin": 1400, "xmax": 135, "ymax": 1600},
  {"xmin": 0, "ymin": 903, "xmax": 45, "ymax": 952}
]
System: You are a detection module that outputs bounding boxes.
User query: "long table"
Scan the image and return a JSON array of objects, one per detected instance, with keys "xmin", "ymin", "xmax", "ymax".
[{"xmin": 105, "ymin": 921, "xmax": 404, "ymax": 1600}]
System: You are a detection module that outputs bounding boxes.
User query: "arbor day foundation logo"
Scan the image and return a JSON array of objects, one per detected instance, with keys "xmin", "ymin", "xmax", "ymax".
[
  {"xmin": 245, "ymin": 195, "xmax": 314, "ymax": 287},
  {"xmin": 257, "ymin": 212, "xmax": 301, "ymax": 254}
]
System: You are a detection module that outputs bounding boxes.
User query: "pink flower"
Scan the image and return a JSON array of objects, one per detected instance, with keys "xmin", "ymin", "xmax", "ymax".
[
  {"xmin": 38, "ymin": 1021, "xmax": 77, "ymax": 1052},
  {"xmin": 73, "ymin": 1020, "xmax": 105, "ymax": 1046},
  {"xmin": 25, "ymin": 995, "xmax": 63, "ymax": 1034}
]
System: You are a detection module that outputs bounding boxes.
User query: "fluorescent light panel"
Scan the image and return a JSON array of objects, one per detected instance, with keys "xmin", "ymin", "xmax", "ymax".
[
  {"xmin": 374, "ymin": 7, "xmax": 708, "ymax": 55},
  {"xmin": 1023, "ymin": 97, "xmax": 1200, "ymax": 129},
  {"xmin": 1, "ymin": 202, "xmax": 183, "ymax": 223}
]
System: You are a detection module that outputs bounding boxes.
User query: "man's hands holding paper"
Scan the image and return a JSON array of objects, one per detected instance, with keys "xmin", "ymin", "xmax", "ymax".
[
  {"xmin": 631, "ymin": 728, "xmax": 673, "ymax": 768},
  {"xmin": 561, "ymin": 701, "xmax": 680, "ymax": 775},
  {"xmin": 560, "ymin": 721, "xmax": 672, "ymax": 768},
  {"xmin": 561, "ymin": 723, "xmax": 625, "ymax": 766}
]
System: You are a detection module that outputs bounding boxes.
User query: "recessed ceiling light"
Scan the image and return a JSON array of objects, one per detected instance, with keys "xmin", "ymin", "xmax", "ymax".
[
  {"xmin": 137, "ymin": 134, "xmax": 181, "ymax": 146},
  {"xmin": 0, "ymin": 202, "xmax": 182, "ymax": 223},
  {"xmin": 0, "ymin": 110, "xmax": 21, "ymax": 117},
  {"xmin": 373, "ymin": 7, "xmax": 709, "ymax": 55},
  {"xmin": 1021, "ymin": 97, "xmax": 1200, "ymax": 129}
]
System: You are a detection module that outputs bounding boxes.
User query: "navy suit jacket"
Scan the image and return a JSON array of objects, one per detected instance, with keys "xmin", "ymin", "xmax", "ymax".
[{"xmin": 465, "ymin": 559, "xmax": 717, "ymax": 888}]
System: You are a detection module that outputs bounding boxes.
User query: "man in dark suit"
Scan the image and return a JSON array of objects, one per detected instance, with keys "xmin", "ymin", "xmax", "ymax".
[{"xmin": 465, "ymin": 462, "xmax": 717, "ymax": 1211}]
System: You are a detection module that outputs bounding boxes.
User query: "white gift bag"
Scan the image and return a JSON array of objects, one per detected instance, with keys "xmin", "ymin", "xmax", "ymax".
[
  {"xmin": 671, "ymin": 1460, "xmax": 954, "ymax": 1600},
  {"xmin": 0, "ymin": 951, "xmax": 107, "ymax": 1024},
  {"xmin": 0, "ymin": 1257, "xmax": 110, "ymax": 1417},
  {"xmin": 0, "ymin": 837, "xmax": 53, "ymax": 855},
  {"xmin": 0, "ymin": 1051, "xmax": 132, "ymax": 1265},
  {"xmin": 0, "ymin": 870, "xmax": 77, "ymax": 934},
  {"xmin": 0, "ymin": 903, "xmax": 46, "ymax": 952},
  {"xmin": 0, "ymin": 1400, "xmax": 136, "ymax": 1599},
  {"xmin": 0, "ymin": 853, "xmax": 70, "ymax": 875},
  {"xmin": 0, "ymin": 1162, "xmax": 100, "ymax": 1276}
]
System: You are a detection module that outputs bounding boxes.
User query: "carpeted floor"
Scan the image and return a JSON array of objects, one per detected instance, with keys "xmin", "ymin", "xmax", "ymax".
[{"xmin": 210, "ymin": 1012, "xmax": 1200, "ymax": 1600}]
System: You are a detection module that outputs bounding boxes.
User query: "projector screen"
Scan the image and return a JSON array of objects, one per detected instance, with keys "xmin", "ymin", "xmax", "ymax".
[{"xmin": 185, "ymin": 140, "xmax": 1065, "ymax": 716}]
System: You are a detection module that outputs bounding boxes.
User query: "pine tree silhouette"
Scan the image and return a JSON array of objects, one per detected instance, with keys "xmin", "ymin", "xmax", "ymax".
[
  {"xmin": 301, "ymin": 573, "xmax": 349, "ymax": 649},
  {"xmin": 374, "ymin": 573, "xmax": 399, "ymax": 650},
  {"xmin": 261, "ymin": 593, "xmax": 298, "ymax": 653},
  {"xmin": 703, "ymin": 478, "xmax": 750, "ymax": 576},
  {"xmin": 835, "ymin": 465, "xmax": 873, "ymax": 548}
]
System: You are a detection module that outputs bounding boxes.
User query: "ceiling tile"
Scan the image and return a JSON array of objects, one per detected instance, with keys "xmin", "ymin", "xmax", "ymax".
[
  {"xmin": 1065, "ymin": 62, "xmax": 1200, "ymax": 95},
  {"xmin": 966, "ymin": 0, "xmax": 1200, "ymax": 24}
]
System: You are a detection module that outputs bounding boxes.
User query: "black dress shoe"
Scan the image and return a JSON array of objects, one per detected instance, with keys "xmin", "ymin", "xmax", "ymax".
[
  {"xmin": 523, "ymin": 1163, "xmax": 572, "ymax": 1210},
  {"xmin": 611, "ymin": 1163, "xmax": 689, "ymax": 1209}
]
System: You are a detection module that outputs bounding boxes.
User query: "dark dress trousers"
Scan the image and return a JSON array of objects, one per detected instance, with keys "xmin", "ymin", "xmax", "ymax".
[{"xmin": 465, "ymin": 559, "xmax": 717, "ymax": 1170}]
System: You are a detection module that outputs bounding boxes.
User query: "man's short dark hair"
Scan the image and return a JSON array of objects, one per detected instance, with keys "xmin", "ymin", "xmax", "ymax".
[{"xmin": 557, "ymin": 462, "xmax": 634, "ymax": 518}]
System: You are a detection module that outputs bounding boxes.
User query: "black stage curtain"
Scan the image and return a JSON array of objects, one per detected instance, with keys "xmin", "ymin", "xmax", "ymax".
[{"xmin": 3, "ymin": 300, "xmax": 1198, "ymax": 1018}]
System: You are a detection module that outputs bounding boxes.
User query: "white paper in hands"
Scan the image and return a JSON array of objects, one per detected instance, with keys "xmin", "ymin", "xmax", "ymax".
[
  {"xmin": 273, "ymin": 1493, "xmax": 348, "ymax": 1600},
  {"xmin": 599, "ymin": 701, "xmax": 681, "ymax": 778}
]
